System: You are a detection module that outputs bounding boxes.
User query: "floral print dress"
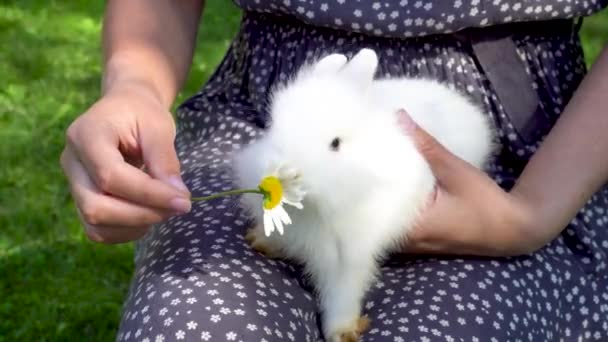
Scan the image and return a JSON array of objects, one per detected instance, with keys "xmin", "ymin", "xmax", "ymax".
[{"xmin": 117, "ymin": 1, "xmax": 608, "ymax": 341}]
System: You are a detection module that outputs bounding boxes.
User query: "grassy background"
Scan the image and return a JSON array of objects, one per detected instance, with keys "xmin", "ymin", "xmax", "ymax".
[{"xmin": 0, "ymin": 1, "xmax": 606, "ymax": 340}]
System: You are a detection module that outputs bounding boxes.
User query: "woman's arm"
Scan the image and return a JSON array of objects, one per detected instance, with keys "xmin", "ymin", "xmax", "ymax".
[
  {"xmin": 402, "ymin": 45, "xmax": 608, "ymax": 256},
  {"xmin": 102, "ymin": 0, "xmax": 205, "ymax": 107},
  {"xmin": 61, "ymin": 0, "xmax": 206, "ymax": 244},
  {"xmin": 511, "ymin": 46, "xmax": 608, "ymax": 250}
]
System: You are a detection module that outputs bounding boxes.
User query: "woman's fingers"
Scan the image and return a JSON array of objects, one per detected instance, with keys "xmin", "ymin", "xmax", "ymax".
[
  {"xmin": 61, "ymin": 147, "xmax": 178, "ymax": 228},
  {"xmin": 60, "ymin": 86, "xmax": 193, "ymax": 244},
  {"xmin": 77, "ymin": 209, "xmax": 150, "ymax": 244},
  {"xmin": 66, "ymin": 120, "xmax": 191, "ymax": 214}
]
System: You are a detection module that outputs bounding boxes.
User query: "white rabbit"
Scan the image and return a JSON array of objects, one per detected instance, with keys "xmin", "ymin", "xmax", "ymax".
[{"xmin": 233, "ymin": 48, "xmax": 495, "ymax": 342}]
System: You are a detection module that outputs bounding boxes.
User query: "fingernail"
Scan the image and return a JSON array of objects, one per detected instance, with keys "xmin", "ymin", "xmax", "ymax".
[
  {"xmin": 396, "ymin": 109, "xmax": 417, "ymax": 133},
  {"xmin": 168, "ymin": 176, "xmax": 189, "ymax": 194},
  {"xmin": 170, "ymin": 197, "xmax": 191, "ymax": 213}
]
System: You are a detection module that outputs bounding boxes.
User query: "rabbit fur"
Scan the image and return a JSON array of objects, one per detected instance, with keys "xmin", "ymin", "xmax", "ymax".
[{"xmin": 232, "ymin": 48, "xmax": 495, "ymax": 342}]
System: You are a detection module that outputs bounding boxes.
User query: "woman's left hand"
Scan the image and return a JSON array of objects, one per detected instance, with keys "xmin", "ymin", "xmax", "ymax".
[{"xmin": 397, "ymin": 109, "xmax": 541, "ymax": 257}]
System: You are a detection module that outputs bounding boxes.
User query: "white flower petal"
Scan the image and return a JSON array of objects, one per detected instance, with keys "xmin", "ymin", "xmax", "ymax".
[
  {"xmin": 263, "ymin": 210, "xmax": 274, "ymax": 237},
  {"xmin": 282, "ymin": 199, "xmax": 303, "ymax": 210},
  {"xmin": 276, "ymin": 204, "xmax": 292, "ymax": 225},
  {"xmin": 284, "ymin": 189, "xmax": 305, "ymax": 203},
  {"xmin": 271, "ymin": 211, "xmax": 285, "ymax": 235},
  {"xmin": 279, "ymin": 166, "xmax": 299, "ymax": 180}
]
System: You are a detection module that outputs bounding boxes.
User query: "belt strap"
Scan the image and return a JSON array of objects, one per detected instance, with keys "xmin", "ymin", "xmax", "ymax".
[{"xmin": 454, "ymin": 19, "xmax": 578, "ymax": 144}]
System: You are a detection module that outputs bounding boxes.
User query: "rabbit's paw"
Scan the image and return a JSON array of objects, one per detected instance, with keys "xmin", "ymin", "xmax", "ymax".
[
  {"xmin": 329, "ymin": 316, "xmax": 371, "ymax": 342},
  {"xmin": 244, "ymin": 226, "xmax": 283, "ymax": 259}
]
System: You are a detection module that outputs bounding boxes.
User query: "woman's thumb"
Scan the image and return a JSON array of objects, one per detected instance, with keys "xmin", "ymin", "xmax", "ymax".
[{"xmin": 396, "ymin": 109, "xmax": 463, "ymax": 185}]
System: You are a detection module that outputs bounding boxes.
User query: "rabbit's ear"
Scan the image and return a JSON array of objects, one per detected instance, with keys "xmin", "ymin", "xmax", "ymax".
[
  {"xmin": 339, "ymin": 48, "xmax": 378, "ymax": 91},
  {"xmin": 312, "ymin": 53, "xmax": 348, "ymax": 75}
]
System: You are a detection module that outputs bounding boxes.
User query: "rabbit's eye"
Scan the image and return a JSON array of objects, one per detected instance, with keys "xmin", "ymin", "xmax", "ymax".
[{"xmin": 329, "ymin": 137, "xmax": 341, "ymax": 151}]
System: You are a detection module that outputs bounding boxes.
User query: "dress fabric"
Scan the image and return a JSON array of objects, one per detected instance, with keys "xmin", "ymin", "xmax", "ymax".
[
  {"xmin": 116, "ymin": 4, "xmax": 608, "ymax": 342},
  {"xmin": 234, "ymin": 0, "xmax": 608, "ymax": 38}
]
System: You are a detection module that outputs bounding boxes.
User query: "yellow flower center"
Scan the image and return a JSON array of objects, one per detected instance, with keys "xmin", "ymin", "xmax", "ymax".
[{"xmin": 259, "ymin": 176, "xmax": 283, "ymax": 210}]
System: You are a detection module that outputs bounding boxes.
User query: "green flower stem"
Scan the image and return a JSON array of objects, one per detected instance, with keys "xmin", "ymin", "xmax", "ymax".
[{"xmin": 191, "ymin": 188, "xmax": 264, "ymax": 202}]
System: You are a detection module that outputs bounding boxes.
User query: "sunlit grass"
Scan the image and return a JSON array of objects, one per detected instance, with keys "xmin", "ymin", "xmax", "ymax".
[
  {"xmin": 581, "ymin": 10, "xmax": 608, "ymax": 66},
  {"xmin": 0, "ymin": 1, "xmax": 240, "ymax": 340}
]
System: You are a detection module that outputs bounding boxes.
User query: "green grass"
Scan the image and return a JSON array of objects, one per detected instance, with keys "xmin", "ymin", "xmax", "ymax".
[
  {"xmin": 582, "ymin": 10, "xmax": 608, "ymax": 66},
  {"xmin": 0, "ymin": 1, "xmax": 606, "ymax": 340},
  {"xmin": 0, "ymin": 1, "xmax": 241, "ymax": 340}
]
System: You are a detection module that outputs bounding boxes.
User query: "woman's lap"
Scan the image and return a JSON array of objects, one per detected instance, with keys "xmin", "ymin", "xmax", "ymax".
[
  {"xmin": 117, "ymin": 205, "xmax": 321, "ymax": 341},
  {"xmin": 116, "ymin": 139, "xmax": 604, "ymax": 341},
  {"xmin": 116, "ymin": 12, "xmax": 608, "ymax": 341},
  {"xmin": 116, "ymin": 210, "xmax": 588, "ymax": 341}
]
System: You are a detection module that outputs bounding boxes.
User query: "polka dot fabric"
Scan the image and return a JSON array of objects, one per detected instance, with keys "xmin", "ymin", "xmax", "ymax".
[
  {"xmin": 234, "ymin": 0, "xmax": 608, "ymax": 39},
  {"xmin": 116, "ymin": 11, "xmax": 608, "ymax": 342}
]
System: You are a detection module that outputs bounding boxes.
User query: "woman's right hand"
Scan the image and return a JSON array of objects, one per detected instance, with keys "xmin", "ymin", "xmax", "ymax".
[{"xmin": 60, "ymin": 82, "xmax": 191, "ymax": 244}]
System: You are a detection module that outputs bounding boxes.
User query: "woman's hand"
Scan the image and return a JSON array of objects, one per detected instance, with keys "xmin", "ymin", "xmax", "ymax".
[
  {"xmin": 397, "ymin": 110, "xmax": 540, "ymax": 257},
  {"xmin": 60, "ymin": 0, "xmax": 204, "ymax": 244},
  {"xmin": 60, "ymin": 83, "xmax": 191, "ymax": 244},
  {"xmin": 399, "ymin": 47, "xmax": 608, "ymax": 257}
]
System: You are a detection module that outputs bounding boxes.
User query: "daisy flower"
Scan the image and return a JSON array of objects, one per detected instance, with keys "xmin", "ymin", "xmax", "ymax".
[
  {"xmin": 258, "ymin": 163, "xmax": 306, "ymax": 236},
  {"xmin": 192, "ymin": 163, "xmax": 305, "ymax": 237}
]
